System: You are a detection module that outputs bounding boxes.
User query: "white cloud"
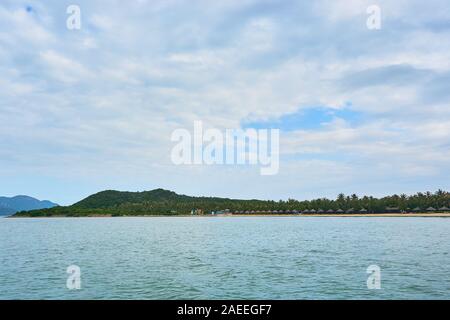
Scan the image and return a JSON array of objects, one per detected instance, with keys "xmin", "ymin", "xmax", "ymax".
[
  {"xmin": 90, "ymin": 14, "xmax": 114, "ymax": 30},
  {"xmin": 39, "ymin": 50, "xmax": 92, "ymax": 83}
]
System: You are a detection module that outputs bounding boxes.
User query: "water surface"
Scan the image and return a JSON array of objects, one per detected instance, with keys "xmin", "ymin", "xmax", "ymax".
[{"xmin": 0, "ymin": 217, "xmax": 449, "ymax": 299}]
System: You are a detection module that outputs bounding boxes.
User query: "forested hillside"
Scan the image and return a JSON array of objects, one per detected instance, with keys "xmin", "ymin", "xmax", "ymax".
[{"xmin": 12, "ymin": 189, "xmax": 450, "ymax": 217}]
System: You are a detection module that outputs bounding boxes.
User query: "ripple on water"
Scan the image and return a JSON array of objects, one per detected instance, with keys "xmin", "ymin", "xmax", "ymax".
[{"xmin": 0, "ymin": 217, "xmax": 449, "ymax": 299}]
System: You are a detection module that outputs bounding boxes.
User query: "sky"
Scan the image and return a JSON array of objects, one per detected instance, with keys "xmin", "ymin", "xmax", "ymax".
[{"xmin": 1, "ymin": 0, "xmax": 449, "ymax": 205}]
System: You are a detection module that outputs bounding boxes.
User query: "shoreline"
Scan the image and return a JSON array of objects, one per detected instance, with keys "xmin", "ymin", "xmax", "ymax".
[{"xmin": 8, "ymin": 213, "xmax": 450, "ymax": 218}]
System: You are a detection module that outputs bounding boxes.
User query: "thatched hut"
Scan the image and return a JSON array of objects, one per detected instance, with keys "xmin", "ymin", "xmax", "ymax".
[
  {"xmin": 426, "ymin": 207, "xmax": 436, "ymax": 212},
  {"xmin": 336, "ymin": 209, "xmax": 344, "ymax": 214},
  {"xmin": 327, "ymin": 209, "xmax": 334, "ymax": 213},
  {"xmin": 359, "ymin": 208, "xmax": 368, "ymax": 214},
  {"xmin": 439, "ymin": 206, "xmax": 449, "ymax": 212}
]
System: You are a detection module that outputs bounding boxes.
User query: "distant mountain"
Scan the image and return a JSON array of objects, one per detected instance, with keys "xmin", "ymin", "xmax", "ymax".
[{"xmin": 0, "ymin": 195, "xmax": 58, "ymax": 216}]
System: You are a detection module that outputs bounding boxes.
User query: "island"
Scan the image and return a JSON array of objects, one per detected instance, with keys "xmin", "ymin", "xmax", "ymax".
[{"xmin": 11, "ymin": 189, "xmax": 450, "ymax": 217}]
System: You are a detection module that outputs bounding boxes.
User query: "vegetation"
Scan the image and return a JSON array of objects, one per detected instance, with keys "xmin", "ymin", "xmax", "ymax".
[{"xmin": 12, "ymin": 189, "xmax": 450, "ymax": 217}]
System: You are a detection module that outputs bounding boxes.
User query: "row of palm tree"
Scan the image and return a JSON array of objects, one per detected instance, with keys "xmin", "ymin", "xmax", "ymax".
[{"xmin": 206, "ymin": 190, "xmax": 450, "ymax": 214}]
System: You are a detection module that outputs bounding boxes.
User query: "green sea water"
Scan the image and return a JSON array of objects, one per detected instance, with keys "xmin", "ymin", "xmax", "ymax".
[{"xmin": 0, "ymin": 217, "xmax": 449, "ymax": 299}]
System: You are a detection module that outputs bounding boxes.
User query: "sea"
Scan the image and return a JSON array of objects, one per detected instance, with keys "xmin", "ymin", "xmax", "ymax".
[{"xmin": 0, "ymin": 216, "xmax": 449, "ymax": 299}]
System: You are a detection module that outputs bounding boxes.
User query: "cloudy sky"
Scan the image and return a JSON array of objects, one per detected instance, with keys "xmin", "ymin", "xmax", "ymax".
[{"xmin": 1, "ymin": 0, "xmax": 449, "ymax": 205}]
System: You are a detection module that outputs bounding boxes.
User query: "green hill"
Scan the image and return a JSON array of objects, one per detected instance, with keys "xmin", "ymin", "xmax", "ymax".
[
  {"xmin": 72, "ymin": 189, "xmax": 188, "ymax": 209},
  {"xmin": 12, "ymin": 189, "xmax": 265, "ymax": 217},
  {"xmin": 11, "ymin": 189, "xmax": 450, "ymax": 217}
]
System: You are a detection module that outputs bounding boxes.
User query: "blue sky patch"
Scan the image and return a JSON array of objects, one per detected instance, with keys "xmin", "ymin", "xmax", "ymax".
[{"xmin": 242, "ymin": 106, "xmax": 362, "ymax": 131}]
